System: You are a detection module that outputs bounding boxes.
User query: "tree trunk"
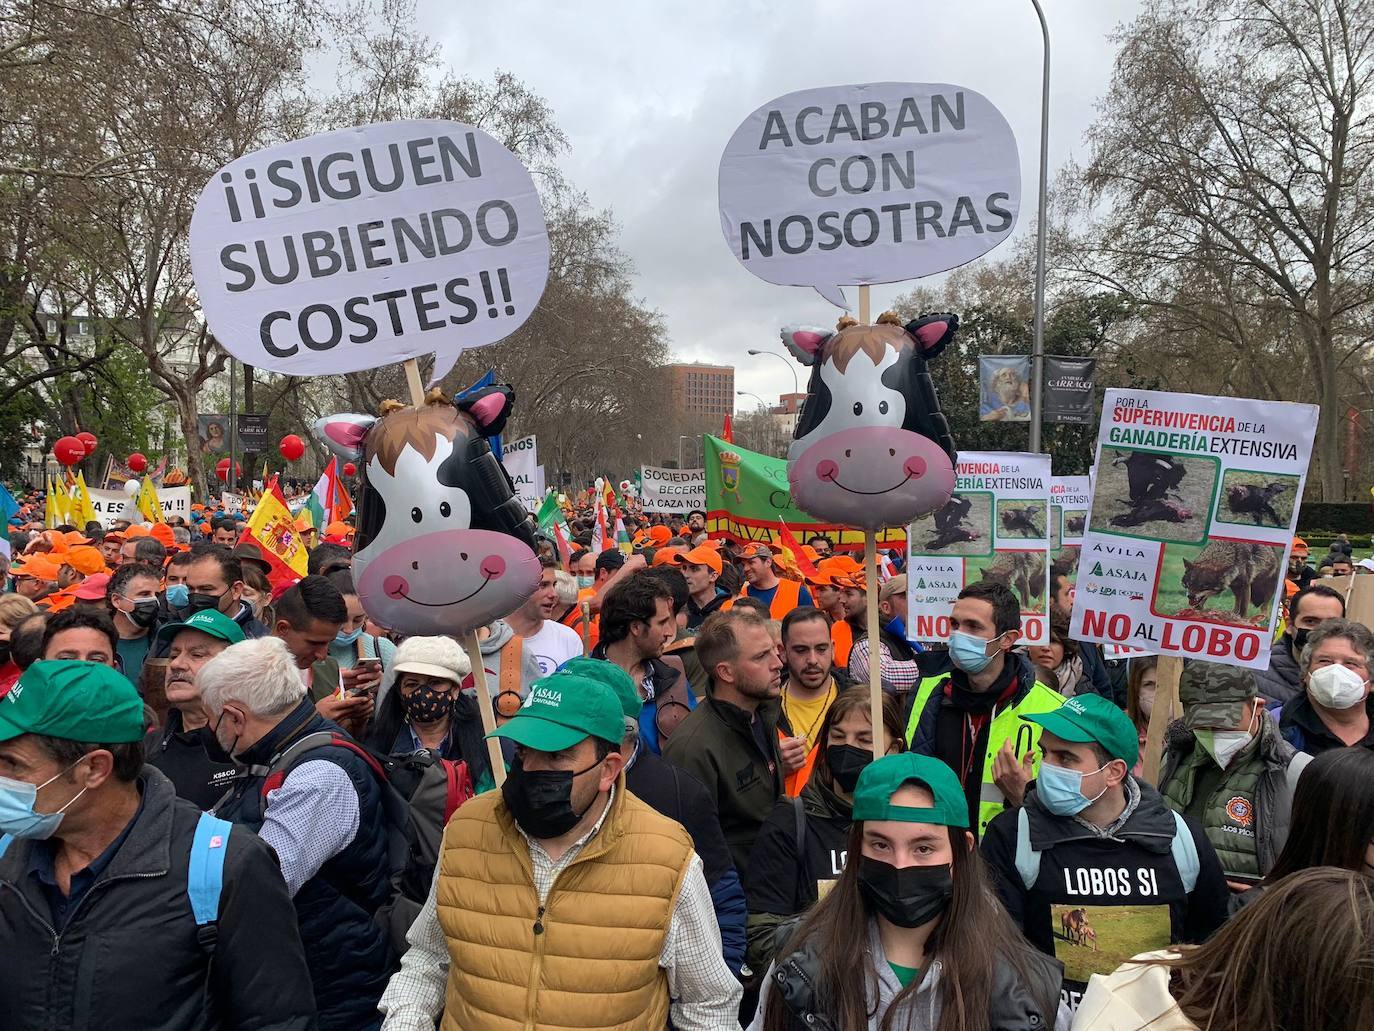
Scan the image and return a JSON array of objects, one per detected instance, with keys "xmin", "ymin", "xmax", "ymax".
[{"xmin": 171, "ymin": 381, "xmax": 208, "ymax": 503}]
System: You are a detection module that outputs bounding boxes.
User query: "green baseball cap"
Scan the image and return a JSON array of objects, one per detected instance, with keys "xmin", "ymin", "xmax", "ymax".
[
  {"xmin": 0, "ymin": 660, "xmax": 145, "ymax": 744},
  {"xmin": 1023, "ymin": 693, "xmax": 1140, "ymax": 767},
  {"xmin": 556, "ymin": 658, "xmax": 642, "ymax": 719},
  {"xmin": 852, "ymin": 753, "xmax": 970, "ymax": 828},
  {"xmin": 1179, "ymin": 661, "xmax": 1256, "ymax": 730},
  {"xmin": 155, "ymin": 609, "xmax": 246, "ymax": 651},
  {"xmin": 487, "ymin": 674, "xmax": 627, "ymax": 752}
]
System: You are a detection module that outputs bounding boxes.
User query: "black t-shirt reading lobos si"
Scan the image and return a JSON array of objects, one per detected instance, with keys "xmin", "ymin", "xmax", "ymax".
[{"xmin": 981, "ymin": 778, "xmax": 1229, "ymax": 1012}]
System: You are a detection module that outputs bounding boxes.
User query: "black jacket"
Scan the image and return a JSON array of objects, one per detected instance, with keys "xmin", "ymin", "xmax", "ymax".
[
  {"xmin": 662, "ymin": 694, "xmax": 784, "ymax": 881},
  {"xmin": 1279, "ymin": 692, "xmax": 1374, "ymax": 754},
  {"xmin": 744, "ymin": 777, "xmax": 852, "ymax": 974},
  {"xmin": 626, "ymin": 744, "xmax": 746, "ymax": 974},
  {"xmin": 145, "ymin": 708, "xmax": 239, "ymax": 810},
  {"xmin": 213, "ymin": 700, "xmax": 394, "ymax": 1031},
  {"xmin": 0, "ymin": 767, "xmax": 316, "ymax": 1031},
  {"xmin": 981, "ymin": 777, "xmax": 1229, "ymax": 1010}
]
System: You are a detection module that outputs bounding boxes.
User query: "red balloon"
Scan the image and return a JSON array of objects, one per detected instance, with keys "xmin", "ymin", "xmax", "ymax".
[
  {"xmin": 54, "ymin": 436, "xmax": 86, "ymax": 466},
  {"xmin": 127, "ymin": 452, "xmax": 148, "ymax": 473},
  {"xmin": 76, "ymin": 431, "xmax": 98, "ymax": 455},
  {"xmin": 279, "ymin": 434, "xmax": 305, "ymax": 462},
  {"xmin": 342, "ymin": 462, "xmax": 357, "ymax": 477},
  {"xmin": 215, "ymin": 458, "xmax": 241, "ymax": 483}
]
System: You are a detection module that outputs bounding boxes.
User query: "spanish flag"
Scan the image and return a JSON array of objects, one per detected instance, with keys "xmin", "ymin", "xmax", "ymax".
[{"xmin": 242, "ymin": 480, "xmax": 309, "ymax": 586}]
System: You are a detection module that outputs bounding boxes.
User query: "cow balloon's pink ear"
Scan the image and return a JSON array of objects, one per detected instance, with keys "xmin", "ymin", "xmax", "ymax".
[
  {"xmin": 456, "ymin": 384, "xmax": 515, "ymax": 438},
  {"xmin": 312, "ymin": 414, "xmax": 374, "ymax": 462},
  {"xmin": 781, "ymin": 326, "xmax": 833, "ymax": 367},
  {"xmin": 904, "ymin": 313, "xmax": 959, "ymax": 360}
]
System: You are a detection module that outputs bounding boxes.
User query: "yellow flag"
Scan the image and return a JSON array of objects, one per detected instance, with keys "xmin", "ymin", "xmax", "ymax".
[
  {"xmin": 70, "ymin": 471, "xmax": 99, "ymax": 527},
  {"xmin": 136, "ymin": 477, "xmax": 164, "ymax": 523},
  {"xmin": 243, "ymin": 486, "xmax": 309, "ymax": 581},
  {"xmin": 44, "ymin": 478, "xmax": 59, "ymax": 528}
]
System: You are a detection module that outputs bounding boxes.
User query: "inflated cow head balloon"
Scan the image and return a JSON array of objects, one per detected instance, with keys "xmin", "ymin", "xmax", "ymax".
[
  {"xmin": 784, "ymin": 311, "xmax": 959, "ymax": 530},
  {"xmin": 313, "ymin": 387, "xmax": 539, "ymax": 635}
]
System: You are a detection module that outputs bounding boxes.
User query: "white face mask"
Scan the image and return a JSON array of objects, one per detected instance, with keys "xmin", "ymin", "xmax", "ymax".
[{"xmin": 1308, "ymin": 664, "xmax": 1368, "ymax": 710}]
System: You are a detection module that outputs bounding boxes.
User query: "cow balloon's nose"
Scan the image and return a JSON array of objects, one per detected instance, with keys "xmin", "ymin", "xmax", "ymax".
[
  {"xmin": 383, "ymin": 574, "xmax": 409, "ymax": 599},
  {"xmin": 904, "ymin": 456, "xmax": 928, "ymax": 478},
  {"xmin": 816, "ymin": 459, "xmax": 839, "ymax": 482},
  {"xmin": 480, "ymin": 555, "xmax": 507, "ymax": 580}
]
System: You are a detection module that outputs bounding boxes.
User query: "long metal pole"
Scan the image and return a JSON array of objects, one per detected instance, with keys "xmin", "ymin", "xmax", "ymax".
[
  {"xmin": 1029, "ymin": 0, "xmax": 1051, "ymax": 454},
  {"xmin": 228, "ymin": 357, "xmax": 238, "ymax": 493}
]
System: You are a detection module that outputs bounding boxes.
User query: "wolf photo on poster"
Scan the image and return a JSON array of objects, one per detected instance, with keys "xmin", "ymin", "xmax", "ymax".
[
  {"xmin": 907, "ymin": 451, "xmax": 1051, "ymax": 645},
  {"xmin": 1070, "ymin": 390, "xmax": 1317, "ymax": 671}
]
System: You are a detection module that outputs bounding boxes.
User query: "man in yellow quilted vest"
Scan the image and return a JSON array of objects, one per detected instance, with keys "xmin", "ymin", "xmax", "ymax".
[{"xmin": 377, "ymin": 671, "xmax": 743, "ymax": 1030}]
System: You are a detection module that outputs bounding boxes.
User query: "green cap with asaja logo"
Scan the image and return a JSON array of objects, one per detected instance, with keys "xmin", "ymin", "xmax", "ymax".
[
  {"xmin": 487, "ymin": 674, "xmax": 627, "ymax": 752},
  {"xmin": 0, "ymin": 661, "xmax": 144, "ymax": 744},
  {"xmin": 1022, "ymin": 692, "xmax": 1140, "ymax": 766},
  {"xmin": 154, "ymin": 608, "xmax": 246, "ymax": 651}
]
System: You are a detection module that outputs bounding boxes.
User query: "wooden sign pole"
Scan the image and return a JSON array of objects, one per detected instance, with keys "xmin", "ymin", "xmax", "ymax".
[
  {"xmin": 1141, "ymin": 655, "xmax": 1182, "ymax": 784},
  {"xmin": 864, "ymin": 530, "xmax": 883, "ymax": 759},
  {"xmin": 401, "ymin": 356, "xmax": 507, "ymax": 786}
]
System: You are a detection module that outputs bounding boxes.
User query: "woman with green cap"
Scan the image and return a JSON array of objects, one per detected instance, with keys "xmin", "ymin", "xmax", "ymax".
[{"xmin": 749, "ymin": 752, "xmax": 1064, "ymax": 1031}]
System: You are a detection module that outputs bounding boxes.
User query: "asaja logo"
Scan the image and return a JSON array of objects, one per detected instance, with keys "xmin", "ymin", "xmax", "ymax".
[
  {"xmin": 1224, "ymin": 796, "xmax": 1254, "ymax": 827},
  {"xmin": 525, "ymin": 684, "xmax": 561, "ymax": 710}
]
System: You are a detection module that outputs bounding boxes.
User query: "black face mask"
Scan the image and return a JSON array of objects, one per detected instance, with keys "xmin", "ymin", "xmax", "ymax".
[
  {"xmin": 187, "ymin": 591, "xmax": 224, "ymax": 615},
  {"xmin": 1292, "ymin": 628, "xmax": 1311, "ymax": 653},
  {"xmin": 501, "ymin": 755, "xmax": 602, "ymax": 840},
  {"xmin": 826, "ymin": 744, "xmax": 873, "ymax": 793},
  {"xmin": 857, "ymin": 856, "xmax": 954, "ymax": 929},
  {"xmin": 400, "ymin": 681, "xmax": 453, "ymax": 725},
  {"xmin": 124, "ymin": 599, "xmax": 160, "ymax": 629}
]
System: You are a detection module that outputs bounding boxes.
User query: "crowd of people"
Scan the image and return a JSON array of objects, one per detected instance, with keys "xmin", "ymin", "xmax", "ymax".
[{"xmin": 1, "ymin": 484, "xmax": 1372, "ymax": 1031}]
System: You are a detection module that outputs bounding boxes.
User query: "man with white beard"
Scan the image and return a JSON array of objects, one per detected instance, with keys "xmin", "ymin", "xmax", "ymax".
[{"xmin": 144, "ymin": 609, "xmax": 245, "ymax": 807}]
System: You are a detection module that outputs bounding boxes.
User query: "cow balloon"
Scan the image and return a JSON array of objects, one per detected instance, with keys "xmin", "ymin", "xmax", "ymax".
[
  {"xmin": 783, "ymin": 311, "xmax": 959, "ymax": 530},
  {"xmin": 312, "ymin": 387, "xmax": 540, "ymax": 635}
]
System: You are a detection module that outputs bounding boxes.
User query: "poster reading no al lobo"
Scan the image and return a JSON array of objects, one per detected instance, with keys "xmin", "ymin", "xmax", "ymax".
[
  {"xmin": 1070, "ymin": 389, "xmax": 1317, "ymax": 670},
  {"xmin": 907, "ymin": 451, "xmax": 1051, "ymax": 645}
]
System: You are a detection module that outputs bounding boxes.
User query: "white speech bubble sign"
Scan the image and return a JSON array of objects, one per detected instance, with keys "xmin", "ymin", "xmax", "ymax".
[
  {"xmin": 190, "ymin": 119, "xmax": 550, "ymax": 382},
  {"xmin": 718, "ymin": 82, "xmax": 1020, "ymax": 306}
]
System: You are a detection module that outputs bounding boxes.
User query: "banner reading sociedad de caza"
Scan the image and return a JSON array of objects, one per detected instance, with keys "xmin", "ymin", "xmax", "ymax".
[
  {"xmin": 704, "ymin": 436, "xmax": 906, "ymax": 551},
  {"xmin": 1070, "ymin": 389, "xmax": 1317, "ymax": 670},
  {"xmin": 906, "ymin": 451, "xmax": 1051, "ymax": 645}
]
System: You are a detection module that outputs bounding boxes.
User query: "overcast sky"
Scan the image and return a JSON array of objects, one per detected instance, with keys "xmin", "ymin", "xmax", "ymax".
[{"xmin": 420, "ymin": 0, "xmax": 1143, "ymax": 408}]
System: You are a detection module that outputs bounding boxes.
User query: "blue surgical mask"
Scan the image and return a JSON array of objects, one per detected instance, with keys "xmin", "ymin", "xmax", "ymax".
[
  {"xmin": 576, "ymin": 575, "xmax": 594, "ymax": 590},
  {"xmin": 336, "ymin": 627, "xmax": 363, "ymax": 646},
  {"xmin": 1036, "ymin": 760, "xmax": 1110, "ymax": 817},
  {"xmin": 165, "ymin": 583, "xmax": 190, "ymax": 609},
  {"xmin": 0, "ymin": 761, "xmax": 88, "ymax": 840},
  {"xmin": 948, "ymin": 630, "xmax": 997, "ymax": 673}
]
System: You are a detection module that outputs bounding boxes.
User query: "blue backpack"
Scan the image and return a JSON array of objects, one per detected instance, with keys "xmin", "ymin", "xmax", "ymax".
[{"xmin": 1, "ymin": 810, "xmax": 233, "ymax": 946}]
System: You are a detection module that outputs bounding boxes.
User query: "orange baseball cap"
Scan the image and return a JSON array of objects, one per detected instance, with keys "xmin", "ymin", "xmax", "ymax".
[
  {"xmin": 63, "ymin": 546, "xmax": 108, "ymax": 576},
  {"xmin": 63, "ymin": 530, "xmax": 93, "ymax": 546},
  {"xmin": 324, "ymin": 521, "xmax": 354, "ymax": 538},
  {"xmin": 739, "ymin": 542, "xmax": 777, "ymax": 561},
  {"xmin": 150, "ymin": 523, "xmax": 176, "ymax": 548},
  {"xmin": 1291, "ymin": 537, "xmax": 1309, "ymax": 558},
  {"xmin": 124, "ymin": 525, "xmax": 151, "ymax": 539},
  {"xmin": 646, "ymin": 525, "xmax": 673, "ymax": 546},
  {"xmin": 652, "ymin": 548, "xmax": 685, "ymax": 567},
  {"xmin": 12, "ymin": 554, "xmax": 61, "ymax": 582},
  {"xmin": 679, "ymin": 545, "xmax": 723, "ymax": 574},
  {"xmin": 818, "ymin": 555, "xmax": 862, "ymax": 577}
]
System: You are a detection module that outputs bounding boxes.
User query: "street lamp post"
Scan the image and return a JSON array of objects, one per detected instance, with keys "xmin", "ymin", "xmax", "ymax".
[
  {"xmin": 1028, "ymin": 0, "xmax": 1051, "ymax": 454},
  {"xmin": 736, "ymin": 390, "xmax": 769, "ymax": 410},
  {"xmin": 678, "ymin": 434, "xmax": 689, "ymax": 470},
  {"xmin": 746, "ymin": 349, "xmax": 800, "ymax": 397}
]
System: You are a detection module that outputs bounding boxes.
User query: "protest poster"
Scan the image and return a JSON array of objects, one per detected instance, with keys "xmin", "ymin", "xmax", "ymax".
[
  {"xmin": 1050, "ymin": 474, "xmax": 1092, "ymax": 578},
  {"xmin": 189, "ymin": 120, "xmax": 550, "ymax": 382},
  {"xmin": 220, "ymin": 491, "xmax": 245, "ymax": 516},
  {"xmin": 704, "ymin": 436, "xmax": 907, "ymax": 550},
  {"xmin": 89, "ymin": 486, "xmax": 191, "ymax": 527},
  {"xmin": 1044, "ymin": 356, "xmax": 1097, "ymax": 424},
  {"xmin": 639, "ymin": 465, "xmax": 706, "ymax": 514},
  {"xmin": 718, "ymin": 83, "xmax": 1020, "ymax": 307},
  {"xmin": 500, "ymin": 434, "xmax": 540, "ymax": 512},
  {"xmin": 978, "ymin": 355, "xmax": 1031, "ymax": 422},
  {"xmin": 1070, "ymin": 389, "xmax": 1318, "ymax": 670},
  {"xmin": 906, "ymin": 451, "xmax": 1051, "ymax": 645},
  {"xmin": 196, "ymin": 414, "xmax": 229, "ymax": 454},
  {"xmin": 237, "ymin": 414, "xmax": 270, "ymax": 452}
]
